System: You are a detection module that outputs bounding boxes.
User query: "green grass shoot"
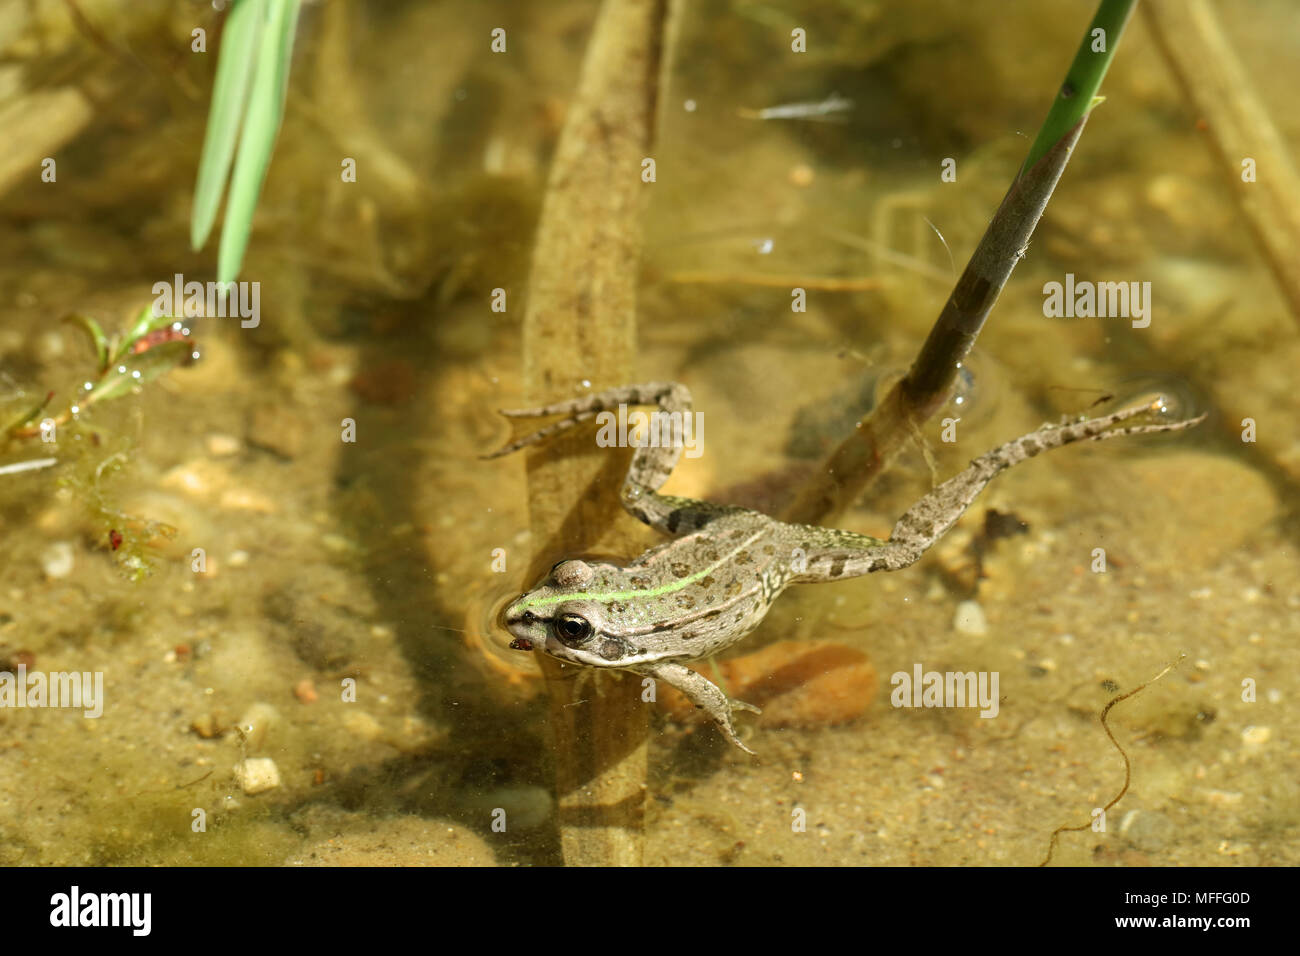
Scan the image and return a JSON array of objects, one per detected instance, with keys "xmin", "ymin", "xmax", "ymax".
[{"xmin": 190, "ymin": 0, "xmax": 303, "ymax": 286}]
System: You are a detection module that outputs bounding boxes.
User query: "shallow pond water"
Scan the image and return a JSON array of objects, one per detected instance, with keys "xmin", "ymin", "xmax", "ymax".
[{"xmin": 0, "ymin": 0, "xmax": 1296, "ymax": 866}]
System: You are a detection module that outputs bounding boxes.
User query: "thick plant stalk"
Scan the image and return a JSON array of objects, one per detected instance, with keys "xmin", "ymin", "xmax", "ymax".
[
  {"xmin": 520, "ymin": 0, "xmax": 668, "ymax": 867},
  {"xmin": 1143, "ymin": 0, "xmax": 1300, "ymax": 327},
  {"xmin": 784, "ymin": 0, "xmax": 1136, "ymax": 525}
]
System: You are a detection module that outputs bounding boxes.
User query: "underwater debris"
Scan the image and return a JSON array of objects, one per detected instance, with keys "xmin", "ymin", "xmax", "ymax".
[
  {"xmin": 1039, "ymin": 654, "xmax": 1185, "ymax": 866},
  {"xmin": 737, "ymin": 92, "xmax": 854, "ymax": 122}
]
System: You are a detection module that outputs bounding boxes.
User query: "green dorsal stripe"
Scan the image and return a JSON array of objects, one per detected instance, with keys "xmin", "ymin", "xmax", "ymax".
[{"xmin": 516, "ymin": 530, "xmax": 766, "ymax": 612}]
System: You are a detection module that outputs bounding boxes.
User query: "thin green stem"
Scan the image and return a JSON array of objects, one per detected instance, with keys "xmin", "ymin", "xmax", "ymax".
[
  {"xmin": 1022, "ymin": 0, "xmax": 1136, "ymax": 173},
  {"xmin": 784, "ymin": 0, "xmax": 1137, "ymax": 525}
]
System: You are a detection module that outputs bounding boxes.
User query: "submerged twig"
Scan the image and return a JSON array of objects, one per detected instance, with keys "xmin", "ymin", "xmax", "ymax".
[
  {"xmin": 1143, "ymin": 0, "xmax": 1300, "ymax": 327},
  {"xmin": 519, "ymin": 0, "xmax": 671, "ymax": 867},
  {"xmin": 0, "ymin": 457, "xmax": 58, "ymax": 477},
  {"xmin": 1039, "ymin": 654, "xmax": 1184, "ymax": 866},
  {"xmin": 665, "ymin": 271, "xmax": 883, "ymax": 291}
]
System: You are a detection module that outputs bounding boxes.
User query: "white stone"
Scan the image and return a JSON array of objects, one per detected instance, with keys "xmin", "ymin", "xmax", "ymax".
[
  {"xmin": 235, "ymin": 757, "xmax": 281, "ymax": 795},
  {"xmin": 41, "ymin": 541, "xmax": 75, "ymax": 578},
  {"xmin": 953, "ymin": 600, "xmax": 987, "ymax": 636},
  {"xmin": 160, "ymin": 459, "xmax": 228, "ymax": 499},
  {"xmin": 1241, "ymin": 725, "xmax": 1271, "ymax": 749},
  {"xmin": 205, "ymin": 433, "xmax": 241, "ymax": 457}
]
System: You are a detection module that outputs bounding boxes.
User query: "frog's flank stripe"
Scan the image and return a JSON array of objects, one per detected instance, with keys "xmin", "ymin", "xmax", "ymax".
[{"xmin": 516, "ymin": 530, "xmax": 767, "ymax": 611}]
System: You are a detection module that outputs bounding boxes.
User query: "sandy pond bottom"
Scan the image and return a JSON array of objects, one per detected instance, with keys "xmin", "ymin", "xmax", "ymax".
[
  {"xmin": 0, "ymin": 321, "xmax": 1295, "ymax": 867},
  {"xmin": 0, "ymin": 0, "xmax": 1297, "ymax": 868}
]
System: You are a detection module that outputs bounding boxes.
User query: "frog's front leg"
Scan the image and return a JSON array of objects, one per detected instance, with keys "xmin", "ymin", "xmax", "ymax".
[{"xmin": 635, "ymin": 661, "xmax": 762, "ymax": 755}]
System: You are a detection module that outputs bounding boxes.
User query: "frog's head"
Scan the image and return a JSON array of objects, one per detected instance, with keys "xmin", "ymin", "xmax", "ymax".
[{"xmin": 500, "ymin": 559, "xmax": 637, "ymax": 668}]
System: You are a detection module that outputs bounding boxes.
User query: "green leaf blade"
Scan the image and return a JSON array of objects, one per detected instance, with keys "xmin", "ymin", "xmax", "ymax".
[
  {"xmin": 62, "ymin": 313, "xmax": 110, "ymax": 372},
  {"xmin": 86, "ymin": 341, "xmax": 193, "ymax": 407},
  {"xmin": 217, "ymin": 0, "xmax": 303, "ymax": 285},
  {"xmin": 191, "ymin": 0, "xmax": 269, "ymax": 252}
]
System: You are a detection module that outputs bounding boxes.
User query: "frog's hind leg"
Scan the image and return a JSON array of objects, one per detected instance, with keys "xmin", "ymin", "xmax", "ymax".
[{"xmin": 791, "ymin": 400, "xmax": 1207, "ymax": 581}]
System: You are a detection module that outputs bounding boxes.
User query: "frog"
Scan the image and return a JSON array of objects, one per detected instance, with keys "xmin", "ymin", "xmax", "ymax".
[{"xmin": 487, "ymin": 382, "xmax": 1203, "ymax": 754}]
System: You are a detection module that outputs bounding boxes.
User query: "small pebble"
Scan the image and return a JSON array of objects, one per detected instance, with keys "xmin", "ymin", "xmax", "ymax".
[
  {"xmin": 237, "ymin": 702, "xmax": 280, "ymax": 751},
  {"xmin": 235, "ymin": 757, "xmax": 281, "ymax": 795},
  {"xmin": 321, "ymin": 533, "xmax": 352, "ymax": 553},
  {"xmin": 1241, "ymin": 725, "xmax": 1270, "ymax": 749},
  {"xmin": 953, "ymin": 600, "xmax": 987, "ymax": 636},
  {"xmin": 41, "ymin": 541, "xmax": 75, "ymax": 579},
  {"xmin": 219, "ymin": 488, "xmax": 276, "ymax": 513},
  {"xmin": 1119, "ymin": 809, "xmax": 1175, "ymax": 851},
  {"xmin": 205, "ymin": 433, "xmax": 241, "ymax": 457},
  {"xmin": 342, "ymin": 710, "xmax": 384, "ymax": 743},
  {"xmin": 1205, "ymin": 790, "xmax": 1243, "ymax": 807},
  {"xmin": 159, "ymin": 459, "xmax": 228, "ymax": 499},
  {"xmin": 191, "ymin": 711, "xmax": 228, "ymax": 739},
  {"xmin": 35, "ymin": 330, "xmax": 65, "ymax": 361},
  {"xmin": 788, "ymin": 164, "xmax": 815, "ymax": 187}
]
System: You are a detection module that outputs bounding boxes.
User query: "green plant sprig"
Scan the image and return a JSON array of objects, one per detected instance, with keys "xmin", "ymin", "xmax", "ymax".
[{"xmin": 3, "ymin": 307, "xmax": 194, "ymax": 442}]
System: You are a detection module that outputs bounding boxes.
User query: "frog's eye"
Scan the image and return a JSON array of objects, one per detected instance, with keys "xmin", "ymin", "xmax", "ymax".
[{"xmin": 554, "ymin": 613, "xmax": 594, "ymax": 647}]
